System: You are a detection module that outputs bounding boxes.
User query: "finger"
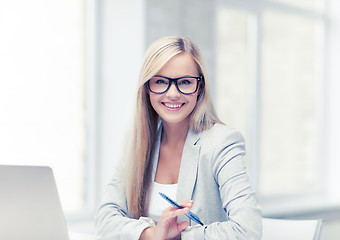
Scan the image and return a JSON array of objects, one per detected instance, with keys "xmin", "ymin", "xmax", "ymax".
[
  {"xmin": 173, "ymin": 207, "xmax": 190, "ymax": 216},
  {"xmin": 167, "ymin": 200, "xmax": 193, "ymax": 211},
  {"xmin": 177, "ymin": 200, "xmax": 194, "ymax": 207},
  {"xmin": 161, "ymin": 207, "xmax": 190, "ymax": 223}
]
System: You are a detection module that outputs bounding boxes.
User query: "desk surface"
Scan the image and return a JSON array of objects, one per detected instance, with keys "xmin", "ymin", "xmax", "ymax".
[{"xmin": 69, "ymin": 232, "xmax": 97, "ymax": 240}]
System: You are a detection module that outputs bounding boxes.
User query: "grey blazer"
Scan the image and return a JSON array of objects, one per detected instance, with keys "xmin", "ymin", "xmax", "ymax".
[{"xmin": 95, "ymin": 123, "xmax": 262, "ymax": 240}]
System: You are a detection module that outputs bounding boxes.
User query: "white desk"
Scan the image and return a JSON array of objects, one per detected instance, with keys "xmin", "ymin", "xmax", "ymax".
[{"xmin": 69, "ymin": 232, "xmax": 97, "ymax": 240}]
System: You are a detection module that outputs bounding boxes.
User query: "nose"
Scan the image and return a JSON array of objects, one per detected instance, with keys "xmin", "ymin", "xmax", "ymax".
[{"xmin": 166, "ymin": 82, "xmax": 181, "ymax": 98}]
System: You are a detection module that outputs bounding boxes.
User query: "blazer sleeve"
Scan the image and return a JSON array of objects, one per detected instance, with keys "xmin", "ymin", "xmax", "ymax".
[
  {"xmin": 95, "ymin": 167, "xmax": 155, "ymax": 240},
  {"xmin": 182, "ymin": 129, "xmax": 262, "ymax": 240}
]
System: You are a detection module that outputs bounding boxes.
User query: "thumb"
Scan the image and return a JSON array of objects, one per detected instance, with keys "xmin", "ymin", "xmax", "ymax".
[{"xmin": 177, "ymin": 221, "xmax": 190, "ymax": 232}]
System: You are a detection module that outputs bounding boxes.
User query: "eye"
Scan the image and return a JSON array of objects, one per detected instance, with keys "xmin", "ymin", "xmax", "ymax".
[
  {"xmin": 178, "ymin": 78, "xmax": 193, "ymax": 85},
  {"xmin": 156, "ymin": 80, "xmax": 167, "ymax": 84},
  {"xmin": 152, "ymin": 78, "xmax": 168, "ymax": 85}
]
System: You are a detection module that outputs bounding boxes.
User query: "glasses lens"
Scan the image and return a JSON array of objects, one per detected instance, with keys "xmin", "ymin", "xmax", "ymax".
[
  {"xmin": 177, "ymin": 77, "xmax": 197, "ymax": 94},
  {"xmin": 149, "ymin": 77, "xmax": 169, "ymax": 93}
]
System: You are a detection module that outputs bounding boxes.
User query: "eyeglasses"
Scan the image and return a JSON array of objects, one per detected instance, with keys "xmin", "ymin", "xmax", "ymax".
[{"xmin": 147, "ymin": 75, "xmax": 202, "ymax": 95}]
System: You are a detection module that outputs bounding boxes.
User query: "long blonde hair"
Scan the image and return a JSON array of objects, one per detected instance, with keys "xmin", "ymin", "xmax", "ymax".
[{"xmin": 125, "ymin": 36, "xmax": 221, "ymax": 218}]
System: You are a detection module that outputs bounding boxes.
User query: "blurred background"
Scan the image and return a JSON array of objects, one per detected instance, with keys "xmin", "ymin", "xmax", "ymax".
[{"xmin": 1, "ymin": 0, "xmax": 340, "ymax": 239}]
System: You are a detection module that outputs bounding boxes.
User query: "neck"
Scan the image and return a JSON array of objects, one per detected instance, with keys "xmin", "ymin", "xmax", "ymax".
[{"xmin": 161, "ymin": 120, "xmax": 189, "ymax": 146}]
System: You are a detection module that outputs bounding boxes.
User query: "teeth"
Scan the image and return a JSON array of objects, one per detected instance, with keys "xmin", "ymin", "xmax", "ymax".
[{"xmin": 164, "ymin": 103, "xmax": 182, "ymax": 108}]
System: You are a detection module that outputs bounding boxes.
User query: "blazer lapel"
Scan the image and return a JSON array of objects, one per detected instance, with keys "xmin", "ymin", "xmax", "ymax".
[{"xmin": 176, "ymin": 128, "xmax": 201, "ymax": 202}]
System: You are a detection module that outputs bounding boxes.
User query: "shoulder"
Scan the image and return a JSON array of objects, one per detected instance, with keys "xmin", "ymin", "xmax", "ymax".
[
  {"xmin": 198, "ymin": 124, "xmax": 247, "ymax": 178},
  {"xmin": 199, "ymin": 123, "xmax": 245, "ymax": 147}
]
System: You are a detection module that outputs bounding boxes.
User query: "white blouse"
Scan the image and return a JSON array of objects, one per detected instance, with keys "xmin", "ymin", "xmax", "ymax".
[{"xmin": 147, "ymin": 182, "xmax": 177, "ymax": 223}]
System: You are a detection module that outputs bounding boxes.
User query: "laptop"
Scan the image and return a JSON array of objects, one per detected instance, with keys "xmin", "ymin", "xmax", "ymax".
[{"xmin": 0, "ymin": 165, "xmax": 70, "ymax": 240}]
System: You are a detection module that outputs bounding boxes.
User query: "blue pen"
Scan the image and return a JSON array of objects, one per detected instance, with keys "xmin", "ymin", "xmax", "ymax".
[{"xmin": 159, "ymin": 192, "xmax": 204, "ymax": 226}]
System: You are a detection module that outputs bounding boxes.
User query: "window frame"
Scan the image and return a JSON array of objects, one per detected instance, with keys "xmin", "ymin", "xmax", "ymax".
[{"xmin": 215, "ymin": 0, "xmax": 338, "ymax": 217}]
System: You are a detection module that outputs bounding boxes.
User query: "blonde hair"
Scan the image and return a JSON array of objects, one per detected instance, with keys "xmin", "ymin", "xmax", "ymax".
[{"xmin": 125, "ymin": 36, "xmax": 221, "ymax": 218}]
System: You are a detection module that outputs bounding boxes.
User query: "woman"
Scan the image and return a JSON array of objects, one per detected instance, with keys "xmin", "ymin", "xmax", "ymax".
[{"xmin": 95, "ymin": 36, "xmax": 262, "ymax": 239}]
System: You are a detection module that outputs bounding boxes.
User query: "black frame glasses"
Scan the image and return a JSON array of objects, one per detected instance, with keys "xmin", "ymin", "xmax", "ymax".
[{"xmin": 146, "ymin": 75, "xmax": 203, "ymax": 95}]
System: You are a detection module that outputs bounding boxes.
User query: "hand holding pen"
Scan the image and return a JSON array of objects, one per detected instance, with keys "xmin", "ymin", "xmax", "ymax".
[
  {"xmin": 140, "ymin": 198, "xmax": 194, "ymax": 240},
  {"xmin": 159, "ymin": 192, "xmax": 204, "ymax": 226}
]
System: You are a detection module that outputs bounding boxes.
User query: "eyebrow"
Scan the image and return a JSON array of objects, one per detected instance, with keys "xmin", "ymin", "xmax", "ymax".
[{"xmin": 152, "ymin": 75, "xmax": 198, "ymax": 79}]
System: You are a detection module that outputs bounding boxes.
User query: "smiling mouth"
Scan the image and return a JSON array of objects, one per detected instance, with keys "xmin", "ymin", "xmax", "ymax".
[{"xmin": 162, "ymin": 103, "xmax": 185, "ymax": 109}]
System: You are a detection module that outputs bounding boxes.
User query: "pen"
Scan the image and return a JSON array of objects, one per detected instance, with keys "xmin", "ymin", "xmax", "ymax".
[{"xmin": 159, "ymin": 192, "xmax": 204, "ymax": 226}]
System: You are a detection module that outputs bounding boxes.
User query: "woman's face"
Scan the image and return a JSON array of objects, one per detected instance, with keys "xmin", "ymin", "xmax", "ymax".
[{"xmin": 148, "ymin": 52, "xmax": 200, "ymax": 126}]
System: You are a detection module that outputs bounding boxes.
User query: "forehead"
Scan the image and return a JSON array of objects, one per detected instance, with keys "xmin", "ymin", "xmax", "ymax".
[{"xmin": 156, "ymin": 52, "xmax": 199, "ymax": 77}]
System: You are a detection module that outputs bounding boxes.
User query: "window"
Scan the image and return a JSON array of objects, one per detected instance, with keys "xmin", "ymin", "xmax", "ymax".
[
  {"xmin": 0, "ymin": 0, "xmax": 86, "ymax": 215},
  {"xmin": 260, "ymin": 9, "xmax": 323, "ymax": 196},
  {"xmin": 216, "ymin": 0, "xmax": 326, "ymax": 201}
]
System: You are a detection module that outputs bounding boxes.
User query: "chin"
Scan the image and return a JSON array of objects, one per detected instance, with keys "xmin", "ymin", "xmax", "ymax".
[{"xmin": 161, "ymin": 116, "xmax": 190, "ymax": 125}]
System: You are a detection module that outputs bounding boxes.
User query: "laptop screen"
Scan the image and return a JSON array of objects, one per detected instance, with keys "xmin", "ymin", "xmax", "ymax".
[{"xmin": 0, "ymin": 165, "xmax": 70, "ymax": 240}]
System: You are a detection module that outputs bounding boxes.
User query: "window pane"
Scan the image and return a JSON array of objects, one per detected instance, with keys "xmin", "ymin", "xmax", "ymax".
[
  {"xmin": 216, "ymin": 8, "xmax": 252, "ymax": 143},
  {"xmin": 259, "ymin": 10, "xmax": 322, "ymax": 196},
  {"xmin": 0, "ymin": 0, "xmax": 85, "ymax": 213}
]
